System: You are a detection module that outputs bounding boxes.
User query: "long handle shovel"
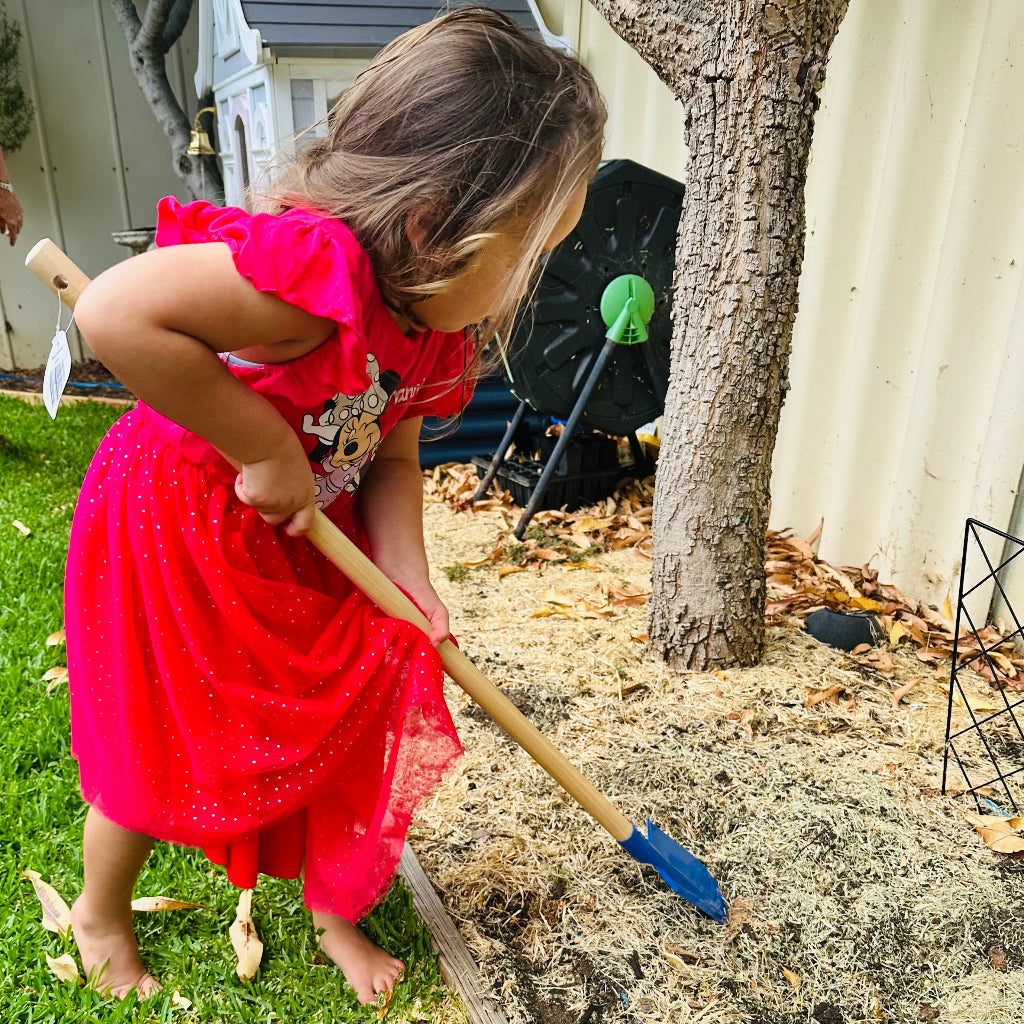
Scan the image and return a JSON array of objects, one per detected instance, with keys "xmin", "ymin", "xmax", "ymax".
[{"xmin": 26, "ymin": 238, "xmax": 728, "ymax": 923}]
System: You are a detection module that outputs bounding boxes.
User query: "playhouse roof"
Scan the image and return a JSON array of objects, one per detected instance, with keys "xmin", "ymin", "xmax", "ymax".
[{"xmin": 239, "ymin": 1, "xmax": 543, "ymax": 51}]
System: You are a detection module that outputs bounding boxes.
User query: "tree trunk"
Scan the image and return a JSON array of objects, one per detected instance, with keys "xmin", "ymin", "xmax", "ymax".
[
  {"xmin": 588, "ymin": 0, "xmax": 849, "ymax": 669},
  {"xmin": 109, "ymin": 0, "xmax": 222, "ymax": 202}
]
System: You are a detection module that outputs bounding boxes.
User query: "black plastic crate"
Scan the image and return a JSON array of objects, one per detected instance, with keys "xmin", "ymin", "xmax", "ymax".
[
  {"xmin": 472, "ymin": 454, "xmax": 635, "ymax": 512},
  {"xmin": 538, "ymin": 431, "xmax": 620, "ymax": 474}
]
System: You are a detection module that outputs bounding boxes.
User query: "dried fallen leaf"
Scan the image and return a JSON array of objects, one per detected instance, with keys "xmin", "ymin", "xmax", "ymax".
[
  {"xmin": 607, "ymin": 584, "xmax": 650, "ymax": 607},
  {"xmin": 230, "ymin": 889, "xmax": 263, "ymax": 981},
  {"xmin": 574, "ymin": 516, "xmax": 616, "ymax": 532},
  {"xmin": 131, "ymin": 896, "xmax": 205, "ymax": 912},
  {"xmin": 376, "ymin": 984, "xmax": 396, "ymax": 1020},
  {"xmin": 988, "ymin": 947, "xmax": 1007, "ymax": 971},
  {"xmin": 964, "ymin": 813, "xmax": 1024, "ymax": 854},
  {"xmin": 781, "ymin": 967, "xmax": 802, "ymax": 988},
  {"xmin": 497, "ymin": 565, "xmax": 525, "ymax": 579},
  {"xmin": 41, "ymin": 666, "xmax": 68, "ymax": 683},
  {"xmin": 45, "ymin": 952, "xmax": 81, "ymax": 984},
  {"xmin": 462, "ymin": 552, "xmax": 497, "ymax": 569},
  {"xmin": 171, "ymin": 990, "xmax": 192, "ymax": 1009},
  {"xmin": 543, "ymin": 589, "xmax": 575, "ymax": 607},
  {"xmin": 946, "ymin": 686, "xmax": 1006, "ymax": 715},
  {"xmin": 788, "ymin": 536, "xmax": 815, "ymax": 560},
  {"xmin": 886, "ymin": 621, "xmax": 907, "ymax": 645},
  {"xmin": 806, "ymin": 684, "xmax": 845, "ymax": 707},
  {"xmin": 987, "ymin": 649, "xmax": 1016, "ymax": 674},
  {"xmin": 739, "ymin": 709, "xmax": 755, "ymax": 739},
  {"xmin": 855, "ymin": 649, "xmax": 895, "ymax": 677},
  {"xmin": 11, "ymin": 519, "xmax": 31, "ymax": 536},
  {"xmin": 723, "ymin": 896, "xmax": 755, "ymax": 943},
  {"xmin": 45, "ymin": 630, "xmax": 66, "ymax": 647},
  {"xmin": 21, "ymin": 870, "xmax": 72, "ymax": 936},
  {"xmin": 890, "ymin": 677, "xmax": 922, "ymax": 707},
  {"xmin": 532, "ymin": 547, "xmax": 565, "ymax": 562},
  {"xmin": 45, "ymin": 671, "xmax": 70, "ymax": 696},
  {"xmin": 663, "ymin": 945, "xmax": 700, "ymax": 969},
  {"xmin": 974, "ymin": 659, "xmax": 1021, "ymax": 686}
]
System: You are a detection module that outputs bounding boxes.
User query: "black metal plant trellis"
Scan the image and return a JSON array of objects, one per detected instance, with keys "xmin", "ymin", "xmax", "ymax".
[{"xmin": 942, "ymin": 518, "xmax": 1024, "ymax": 814}]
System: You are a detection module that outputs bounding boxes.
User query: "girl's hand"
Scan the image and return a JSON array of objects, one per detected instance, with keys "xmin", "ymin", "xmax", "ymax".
[
  {"xmin": 379, "ymin": 570, "xmax": 450, "ymax": 648},
  {"xmin": 235, "ymin": 443, "xmax": 317, "ymax": 536}
]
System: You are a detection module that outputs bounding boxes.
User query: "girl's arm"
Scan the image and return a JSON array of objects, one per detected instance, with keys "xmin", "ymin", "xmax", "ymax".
[
  {"xmin": 74, "ymin": 243, "xmax": 335, "ymax": 534},
  {"xmin": 357, "ymin": 416, "xmax": 449, "ymax": 646}
]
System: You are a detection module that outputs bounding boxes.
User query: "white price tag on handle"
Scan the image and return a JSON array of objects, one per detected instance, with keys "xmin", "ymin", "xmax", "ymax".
[{"xmin": 43, "ymin": 327, "xmax": 72, "ymax": 419}]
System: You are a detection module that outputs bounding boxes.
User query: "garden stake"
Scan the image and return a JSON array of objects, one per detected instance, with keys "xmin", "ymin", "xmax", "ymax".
[{"xmin": 26, "ymin": 238, "xmax": 729, "ymax": 923}]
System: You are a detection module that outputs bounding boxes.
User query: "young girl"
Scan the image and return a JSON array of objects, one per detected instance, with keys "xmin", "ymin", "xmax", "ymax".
[{"xmin": 64, "ymin": 7, "xmax": 604, "ymax": 1007}]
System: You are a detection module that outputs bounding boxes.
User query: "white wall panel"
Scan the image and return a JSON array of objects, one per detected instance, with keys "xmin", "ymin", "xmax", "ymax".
[
  {"xmin": 0, "ymin": 0, "xmax": 199, "ymax": 368},
  {"xmin": 540, "ymin": 0, "xmax": 688, "ymax": 183},
  {"xmin": 539, "ymin": 0, "xmax": 1023, "ymax": 610},
  {"xmin": 773, "ymin": 0, "xmax": 1023, "ymax": 609}
]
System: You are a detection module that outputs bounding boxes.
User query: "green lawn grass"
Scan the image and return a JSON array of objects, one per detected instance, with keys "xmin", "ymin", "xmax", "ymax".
[{"xmin": 0, "ymin": 396, "xmax": 458, "ymax": 1023}]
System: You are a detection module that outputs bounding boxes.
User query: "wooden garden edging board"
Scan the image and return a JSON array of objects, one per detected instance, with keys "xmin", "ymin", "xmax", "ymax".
[
  {"xmin": 0, "ymin": 388, "xmax": 135, "ymax": 409},
  {"xmin": 398, "ymin": 843, "xmax": 508, "ymax": 1024}
]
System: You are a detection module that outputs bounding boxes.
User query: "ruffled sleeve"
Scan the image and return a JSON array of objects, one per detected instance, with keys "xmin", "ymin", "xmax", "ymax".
[
  {"xmin": 404, "ymin": 330, "xmax": 477, "ymax": 420},
  {"xmin": 155, "ymin": 197, "xmax": 373, "ymax": 392}
]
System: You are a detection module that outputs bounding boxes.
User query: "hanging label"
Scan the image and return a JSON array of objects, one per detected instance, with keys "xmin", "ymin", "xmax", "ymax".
[{"xmin": 43, "ymin": 328, "xmax": 72, "ymax": 420}]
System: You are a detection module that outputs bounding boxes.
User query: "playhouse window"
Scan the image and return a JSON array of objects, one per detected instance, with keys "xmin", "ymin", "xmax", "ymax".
[{"xmin": 291, "ymin": 79, "xmax": 316, "ymax": 135}]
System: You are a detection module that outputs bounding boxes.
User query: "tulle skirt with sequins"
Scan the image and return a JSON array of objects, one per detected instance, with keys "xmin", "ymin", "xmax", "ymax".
[{"xmin": 64, "ymin": 407, "xmax": 461, "ymax": 922}]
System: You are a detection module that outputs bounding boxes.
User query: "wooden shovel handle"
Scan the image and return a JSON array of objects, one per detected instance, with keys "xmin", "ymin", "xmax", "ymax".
[
  {"xmin": 25, "ymin": 239, "xmax": 634, "ymax": 842},
  {"xmin": 25, "ymin": 238, "xmax": 91, "ymax": 308},
  {"xmin": 307, "ymin": 511, "xmax": 632, "ymax": 838}
]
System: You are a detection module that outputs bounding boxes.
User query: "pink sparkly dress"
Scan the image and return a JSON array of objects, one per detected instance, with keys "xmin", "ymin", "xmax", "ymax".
[{"xmin": 64, "ymin": 198, "xmax": 470, "ymax": 922}]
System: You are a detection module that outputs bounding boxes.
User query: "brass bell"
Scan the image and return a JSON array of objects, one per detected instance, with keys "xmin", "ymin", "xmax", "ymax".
[{"xmin": 187, "ymin": 106, "xmax": 217, "ymax": 156}]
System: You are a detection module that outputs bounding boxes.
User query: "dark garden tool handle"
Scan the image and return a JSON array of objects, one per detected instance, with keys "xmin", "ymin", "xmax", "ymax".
[
  {"xmin": 471, "ymin": 397, "xmax": 528, "ymax": 503},
  {"xmin": 24, "ymin": 238, "xmax": 636, "ymax": 843},
  {"xmin": 513, "ymin": 335, "xmax": 618, "ymax": 538}
]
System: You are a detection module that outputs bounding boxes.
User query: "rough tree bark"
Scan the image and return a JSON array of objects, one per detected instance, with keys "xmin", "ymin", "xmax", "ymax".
[
  {"xmin": 108, "ymin": 0, "xmax": 222, "ymax": 201},
  {"xmin": 588, "ymin": 0, "xmax": 849, "ymax": 669}
]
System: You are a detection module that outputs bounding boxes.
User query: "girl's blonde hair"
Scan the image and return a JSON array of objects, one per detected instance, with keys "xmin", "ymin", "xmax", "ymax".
[{"xmin": 253, "ymin": 6, "xmax": 606, "ymax": 357}]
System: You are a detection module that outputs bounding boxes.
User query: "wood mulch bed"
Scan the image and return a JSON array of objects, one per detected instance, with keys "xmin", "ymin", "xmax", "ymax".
[{"xmin": 414, "ymin": 465, "xmax": 1023, "ymax": 1024}]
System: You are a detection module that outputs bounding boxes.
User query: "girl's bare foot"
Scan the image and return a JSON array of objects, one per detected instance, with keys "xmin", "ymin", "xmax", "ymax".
[
  {"xmin": 313, "ymin": 911, "xmax": 404, "ymax": 1005},
  {"xmin": 71, "ymin": 896, "xmax": 161, "ymax": 1000}
]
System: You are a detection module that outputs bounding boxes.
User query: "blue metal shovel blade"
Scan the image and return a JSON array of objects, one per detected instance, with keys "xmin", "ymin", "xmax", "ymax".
[{"xmin": 619, "ymin": 820, "xmax": 728, "ymax": 922}]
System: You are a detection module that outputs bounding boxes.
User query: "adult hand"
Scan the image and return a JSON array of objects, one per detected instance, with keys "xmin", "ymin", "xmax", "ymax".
[{"xmin": 0, "ymin": 188, "xmax": 23, "ymax": 246}]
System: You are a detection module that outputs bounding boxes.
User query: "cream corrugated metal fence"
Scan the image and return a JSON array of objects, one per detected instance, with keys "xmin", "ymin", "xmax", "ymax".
[{"xmin": 539, "ymin": 0, "xmax": 1024, "ymax": 611}]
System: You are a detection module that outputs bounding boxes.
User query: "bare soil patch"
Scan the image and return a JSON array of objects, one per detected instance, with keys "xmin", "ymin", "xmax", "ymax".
[{"xmin": 413, "ymin": 468, "xmax": 1024, "ymax": 1024}]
